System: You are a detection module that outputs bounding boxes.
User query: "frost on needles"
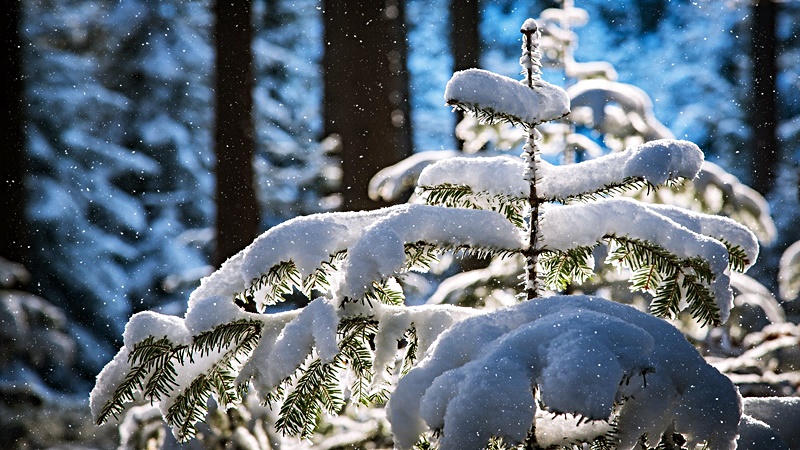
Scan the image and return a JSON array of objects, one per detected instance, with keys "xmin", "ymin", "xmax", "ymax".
[{"xmin": 93, "ymin": 17, "xmax": 758, "ymax": 450}]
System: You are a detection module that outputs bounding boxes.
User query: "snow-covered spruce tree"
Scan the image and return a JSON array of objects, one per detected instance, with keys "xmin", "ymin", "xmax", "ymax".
[{"xmin": 92, "ymin": 18, "xmax": 758, "ymax": 449}]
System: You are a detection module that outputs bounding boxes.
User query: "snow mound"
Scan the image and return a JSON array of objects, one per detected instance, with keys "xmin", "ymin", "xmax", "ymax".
[{"xmin": 387, "ymin": 295, "xmax": 741, "ymax": 450}]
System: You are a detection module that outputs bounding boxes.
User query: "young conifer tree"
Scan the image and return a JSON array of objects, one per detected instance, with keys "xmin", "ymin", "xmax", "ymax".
[{"xmin": 92, "ymin": 17, "xmax": 758, "ymax": 450}]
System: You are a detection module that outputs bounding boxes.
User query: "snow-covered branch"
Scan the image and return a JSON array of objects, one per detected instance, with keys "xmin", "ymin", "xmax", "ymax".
[
  {"xmin": 338, "ymin": 204, "xmax": 524, "ymax": 299},
  {"xmin": 417, "ymin": 139, "xmax": 704, "ymax": 203},
  {"xmin": 445, "ymin": 68, "xmax": 570, "ymax": 126}
]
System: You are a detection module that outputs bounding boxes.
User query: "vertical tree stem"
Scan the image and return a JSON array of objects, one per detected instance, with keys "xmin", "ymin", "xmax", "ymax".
[
  {"xmin": 521, "ymin": 25, "xmax": 542, "ymax": 301},
  {"xmin": 523, "ymin": 129, "xmax": 541, "ymax": 301}
]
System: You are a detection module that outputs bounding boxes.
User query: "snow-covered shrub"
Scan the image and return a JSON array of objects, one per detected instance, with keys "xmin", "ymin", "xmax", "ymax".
[{"xmin": 92, "ymin": 17, "xmax": 758, "ymax": 449}]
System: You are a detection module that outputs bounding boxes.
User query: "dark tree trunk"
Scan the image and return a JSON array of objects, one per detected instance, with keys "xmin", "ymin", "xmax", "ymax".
[
  {"xmin": 1, "ymin": 0, "xmax": 28, "ymax": 266},
  {"xmin": 213, "ymin": 0, "xmax": 259, "ymax": 266},
  {"xmin": 749, "ymin": 0, "xmax": 778, "ymax": 196},
  {"xmin": 323, "ymin": 0, "xmax": 413, "ymax": 211},
  {"xmin": 450, "ymin": 0, "xmax": 481, "ymax": 147}
]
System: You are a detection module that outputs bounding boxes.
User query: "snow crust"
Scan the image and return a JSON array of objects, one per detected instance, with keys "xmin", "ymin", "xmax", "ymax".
[
  {"xmin": 387, "ymin": 295, "xmax": 741, "ymax": 450},
  {"xmin": 445, "ymin": 69, "xmax": 569, "ymax": 124}
]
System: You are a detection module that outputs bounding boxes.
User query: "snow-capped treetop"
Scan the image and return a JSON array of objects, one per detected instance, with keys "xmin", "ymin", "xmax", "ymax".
[
  {"xmin": 445, "ymin": 69, "xmax": 570, "ymax": 125},
  {"xmin": 388, "ymin": 295, "xmax": 742, "ymax": 450},
  {"xmin": 520, "ymin": 18, "xmax": 539, "ymax": 33}
]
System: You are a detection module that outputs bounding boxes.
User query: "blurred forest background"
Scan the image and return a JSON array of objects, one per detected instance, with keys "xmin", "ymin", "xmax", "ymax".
[{"xmin": 2, "ymin": 0, "xmax": 799, "ymax": 447}]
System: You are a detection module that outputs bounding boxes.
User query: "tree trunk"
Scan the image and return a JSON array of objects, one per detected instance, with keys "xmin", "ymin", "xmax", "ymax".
[
  {"xmin": 749, "ymin": 0, "xmax": 778, "ymax": 196},
  {"xmin": 450, "ymin": 0, "xmax": 481, "ymax": 147},
  {"xmin": 2, "ymin": 0, "xmax": 28, "ymax": 267},
  {"xmin": 323, "ymin": 0, "xmax": 413, "ymax": 211},
  {"xmin": 213, "ymin": 0, "xmax": 259, "ymax": 267}
]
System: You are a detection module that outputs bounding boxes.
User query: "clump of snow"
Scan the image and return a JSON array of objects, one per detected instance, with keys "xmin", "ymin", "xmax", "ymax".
[
  {"xmin": 622, "ymin": 139, "xmax": 703, "ymax": 185},
  {"xmin": 737, "ymin": 415, "xmax": 788, "ymax": 450},
  {"xmin": 538, "ymin": 139, "xmax": 703, "ymax": 200},
  {"xmin": 540, "ymin": 198, "xmax": 735, "ymax": 321},
  {"xmin": 533, "ymin": 410, "xmax": 613, "ymax": 448},
  {"xmin": 417, "ymin": 156, "xmax": 526, "ymax": 198},
  {"xmin": 416, "ymin": 140, "xmax": 705, "ymax": 203},
  {"xmin": 263, "ymin": 298, "xmax": 340, "ymax": 388},
  {"xmin": 241, "ymin": 208, "xmax": 390, "ymax": 282},
  {"xmin": 520, "ymin": 18, "xmax": 539, "ymax": 33},
  {"xmin": 645, "ymin": 202, "xmax": 759, "ymax": 269},
  {"xmin": 694, "ymin": 161, "xmax": 776, "ymax": 243},
  {"xmin": 187, "ymin": 208, "xmax": 394, "ymax": 313},
  {"xmin": 338, "ymin": 204, "xmax": 524, "ymax": 299},
  {"xmin": 234, "ymin": 309, "xmax": 299, "ymax": 394},
  {"xmin": 123, "ymin": 311, "xmax": 191, "ymax": 349},
  {"xmin": 187, "ymin": 252, "xmax": 247, "ymax": 313},
  {"xmin": 185, "ymin": 295, "xmax": 259, "ymax": 335},
  {"xmin": 387, "ymin": 295, "xmax": 741, "ymax": 450},
  {"xmin": 445, "ymin": 69, "xmax": 569, "ymax": 124}
]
